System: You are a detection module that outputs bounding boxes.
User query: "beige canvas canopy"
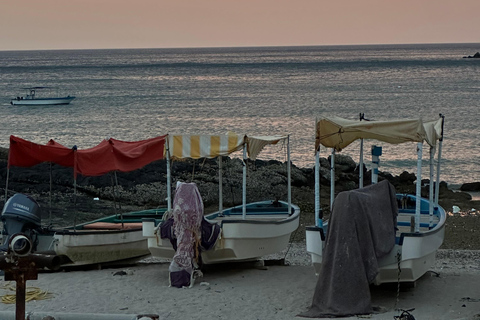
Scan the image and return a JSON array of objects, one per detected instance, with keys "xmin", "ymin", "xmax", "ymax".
[
  {"xmin": 246, "ymin": 135, "xmax": 288, "ymax": 160},
  {"xmin": 313, "ymin": 114, "xmax": 445, "ymax": 233},
  {"xmin": 315, "ymin": 116, "xmax": 443, "ymax": 152},
  {"xmin": 423, "ymin": 118, "xmax": 444, "ymax": 148}
]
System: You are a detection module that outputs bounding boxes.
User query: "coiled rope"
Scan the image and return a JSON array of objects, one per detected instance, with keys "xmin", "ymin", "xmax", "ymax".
[{"xmin": 0, "ymin": 282, "xmax": 53, "ymax": 304}]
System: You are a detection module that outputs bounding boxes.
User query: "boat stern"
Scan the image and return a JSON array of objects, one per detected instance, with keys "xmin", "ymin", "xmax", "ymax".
[
  {"xmin": 305, "ymin": 225, "xmax": 326, "ymax": 275},
  {"xmin": 142, "ymin": 218, "xmax": 175, "ymax": 260}
]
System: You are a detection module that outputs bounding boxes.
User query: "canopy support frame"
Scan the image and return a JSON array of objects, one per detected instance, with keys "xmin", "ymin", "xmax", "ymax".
[
  {"xmin": 242, "ymin": 143, "xmax": 247, "ymax": 219},
  {"xmin": 415, "ymin": 142, "xmax": 423, "ymax": 233},
  {"xmin": 166, "ymin": 140, "xmax": 172, "ymax": 212},
  {"xmin": 330, "ymin": 149, "xmax": 335, "ymax": 210},
  {"xmin": 218, "ymin": 156, "xmax": 223, "ymax": 215}
]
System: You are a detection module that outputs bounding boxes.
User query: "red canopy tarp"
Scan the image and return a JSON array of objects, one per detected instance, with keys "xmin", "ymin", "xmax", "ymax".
[
  {"xmin": 8, "ymin": 135, "xmax": 167, "ymax": 177},
  {"xmin": 8, "ymin": 135, "xmax": 75, "ymax": 168}
]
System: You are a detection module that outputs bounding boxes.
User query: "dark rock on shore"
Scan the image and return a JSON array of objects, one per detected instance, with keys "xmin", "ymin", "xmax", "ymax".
[
  {"xmin": 460, "ymin": 182, "xmax": 480, "ymax": 192},
  {"xmin": 0, "ymin": 147, "xmax": 478, "ymax": 249},
  {"xmin": 463, "ymin": 52, "xmax": 480, "ymax": 58}
]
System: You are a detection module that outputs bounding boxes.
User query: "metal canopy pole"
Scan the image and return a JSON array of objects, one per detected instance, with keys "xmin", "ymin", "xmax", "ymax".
[
  {"xmin": 287, "ymin": 135, "xmax": 291, "ymax": 214},
  {"xmin": 111, "ymin": 171, "xmax": 123, "ymax": 228},
  {"xmin": 429, "ymin": 146, "xmax": 435, "ymax": 228},
  {"xmin": 242, "ymin": 143, "xmax": 247, "ymax": 219},
  {"xmin": 73, "ymin": 146, "xmax": 78, "ymax": 232},
  {"xmin": 49, "ymin": 163, "xmax": 53, "ymax": 225},
  {"xmin": 314, "ymin": 117, "xmax": 323, "ymax": 227},
  {"xmin": 358, "ymin": 113, "xmax": 367, "ymax": 189},
  {"xmin": 166, "ymin": 139, "xmax": 172, "ymax": 211},
  {"xmin": 5, "ymin": 158, "xmax": 10, "ymax": 204},
  {"xmin": 359, "ymin": 140, "xmax": 364, "ymax": 188},
  {"xmin": 315, "ymin": 147, "xmax": 322, "ymax": 227},
  {"xmin": 330, "ymin": 148, "xmax": 335, "ymax": 211},
  {"xmin": 218, "ymin": 156, "xmax": 223, "ymax": 215},
  {"xmin": 415, "ymin": 142, "xmax": 423, "ymax": 233},
  {"xmin": 435, "ymin": 141, "xmax": 443, "ymax": 207},
  {"xmin": 73, "ymin": 177, "xmax": 77, "ymax": 231},
  {"xmin": 434, "ymin": 114, "xmax": 445, "ymax": 207}
]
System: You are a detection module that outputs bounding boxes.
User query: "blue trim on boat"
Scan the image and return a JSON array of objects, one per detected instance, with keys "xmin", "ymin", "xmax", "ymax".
[
  {"xmin": 397, "ymin": 221, "xmax": 438, "ymax": 228},
  {"xmin": 213, "ymin": 212, "xmax": 299, "ymax": 227}
]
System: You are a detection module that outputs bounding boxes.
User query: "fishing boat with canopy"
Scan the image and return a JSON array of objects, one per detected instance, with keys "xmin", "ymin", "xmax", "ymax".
[
  {"xmin": 1, "ymin": 135, "xmax": 168, "ymax": 267},
  {"xmin": 301, "ymin": 114, "xmax": 446, "ymax": 318},
  {"xmin": 306, "ymin": 114, "xmax": 446, "ymax": 285},
  {"xmin": 142, "ymin": 133, "xmax": 300, "ymax": 266}
]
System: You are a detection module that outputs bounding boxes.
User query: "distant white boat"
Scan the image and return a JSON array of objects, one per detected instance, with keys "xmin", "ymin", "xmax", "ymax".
[{"xmin": 10, "ymin": 87, "xmax": 75, "ymax": 106}]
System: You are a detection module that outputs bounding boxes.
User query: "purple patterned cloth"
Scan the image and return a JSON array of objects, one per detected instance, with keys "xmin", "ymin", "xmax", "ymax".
[{"xmin": 168, "ymin": 182, "xmax": 204, "ymax": 288}]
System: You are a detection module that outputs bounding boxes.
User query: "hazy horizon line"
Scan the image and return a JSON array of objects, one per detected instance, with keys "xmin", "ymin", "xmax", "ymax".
[{"xmin": 1, "ymin": 41, "xmax": 479, "ymax": 53}]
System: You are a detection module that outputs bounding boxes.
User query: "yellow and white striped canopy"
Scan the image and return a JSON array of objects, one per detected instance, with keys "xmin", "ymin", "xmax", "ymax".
[
  {"xmin": 168, "ymin": 134, "xmax": 245, "ymax": 159},
  {"xmin": 167, "ymin": 134, "xmax": 289, "ymax": 160}
]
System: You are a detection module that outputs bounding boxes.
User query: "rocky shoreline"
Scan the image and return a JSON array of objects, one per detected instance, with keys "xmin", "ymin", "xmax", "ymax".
[{"xmin": 0, "ymin": 148, "xmax": 479, "ymax": 249}]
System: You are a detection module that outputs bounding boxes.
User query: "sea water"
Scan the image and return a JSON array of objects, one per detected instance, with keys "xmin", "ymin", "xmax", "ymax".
[{"xmin": 0, "ymin": 43, "xmax": 479, "ymax": 186}]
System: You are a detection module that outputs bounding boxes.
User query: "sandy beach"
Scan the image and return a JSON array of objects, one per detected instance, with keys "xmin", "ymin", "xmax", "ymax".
[{"xmin": 0, "ymin": 245, "xmax": 479, "ymax": 320}]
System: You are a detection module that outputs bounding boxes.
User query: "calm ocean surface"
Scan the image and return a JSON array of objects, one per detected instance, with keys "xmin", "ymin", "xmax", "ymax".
[{"xmin": 0, "ymin": 43, "xmax": 479, "ymax": 187}]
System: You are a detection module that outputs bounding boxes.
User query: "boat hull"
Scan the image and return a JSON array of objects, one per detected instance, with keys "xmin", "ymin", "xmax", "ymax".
[
  {"xmin": 10, "ymin": 96, "xmax": 76, "ymax": 106},
  {"xmin": 143, "ymin": 200, "xmax": 301, "ymax": 265},
  {"xmin": 306, "ymin": 194, "xmax": 446, "ymax": 284},
  {"xmin": 51, "ymin": 228, "xmax": 148, "ymax": 266},
  {"xmin": 31, "ymin": 209, "xmax": 166, "ymax": 267}
]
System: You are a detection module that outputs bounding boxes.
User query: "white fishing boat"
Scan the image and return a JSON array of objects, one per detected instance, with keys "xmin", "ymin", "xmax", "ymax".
[
  {"xmin": 306, "ymin": 115, "xmax": 446, "ymax": 285},
  {"xmin": 142, "ymin": 134, "xmax": 300, "ymax": 265},
  {"xmin": 1, "ymin": 195, "xmax": 166, "ymax": 267},
  {"xmin": 1, "ymin": 135, "xmax": 167, "ymax": 267},
  {"xmin": 145, "ymin": 200, "xmax": 300, "ymax": 264},
  {"xmin": 10, "ymin": 87, "xmax": 75, "ymax": 106}
]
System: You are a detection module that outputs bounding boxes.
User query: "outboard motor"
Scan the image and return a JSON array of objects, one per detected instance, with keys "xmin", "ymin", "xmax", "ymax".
[{"xmin": 1, "ymin": 194, "xmax": 42, "ymax": 253}]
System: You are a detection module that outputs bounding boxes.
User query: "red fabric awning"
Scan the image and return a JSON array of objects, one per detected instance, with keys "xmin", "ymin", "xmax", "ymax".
[
  {"xmin": 76, "ymin": 136, "xmax": 167, "ymax": 176},
  {"xmin": 8, "ymin": 135, "xmax": 75, "ymax": 168},
  {"xmin": 8, "ymin": 135, "xmax": 167, "ymax": 177}
]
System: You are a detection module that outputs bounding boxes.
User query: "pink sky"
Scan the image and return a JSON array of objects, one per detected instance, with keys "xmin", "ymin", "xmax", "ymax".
[{"xmin": 1, "ymin": 0, "xmax": 479, "ymax": 50}]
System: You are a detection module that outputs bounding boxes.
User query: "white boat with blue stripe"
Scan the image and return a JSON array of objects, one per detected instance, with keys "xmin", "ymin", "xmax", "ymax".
[{"xmin": 10, "ymin": 87, "xmax": 75, "ymax": 106}]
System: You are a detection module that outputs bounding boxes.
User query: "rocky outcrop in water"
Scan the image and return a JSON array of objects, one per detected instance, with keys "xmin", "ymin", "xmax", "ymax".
[
  {"xmin": 460, "ymin": 182, "xmax": 480, "ymax": 192},
  {"xmin": 463, "ymin": 52, "xmax": 480, "ymax": 58}
]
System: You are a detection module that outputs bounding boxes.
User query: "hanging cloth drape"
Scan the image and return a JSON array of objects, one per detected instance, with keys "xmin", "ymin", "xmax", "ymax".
[{"xmin": 168, "ymin": 182, "xmax": 204, "ymax": 288}]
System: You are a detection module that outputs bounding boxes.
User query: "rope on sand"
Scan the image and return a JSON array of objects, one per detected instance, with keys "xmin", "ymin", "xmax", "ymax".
[{"xmin": 0, "ymin": 282, "xmax": 54, "ymax": 304}]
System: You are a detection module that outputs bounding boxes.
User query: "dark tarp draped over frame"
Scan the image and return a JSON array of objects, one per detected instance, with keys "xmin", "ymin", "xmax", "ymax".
[
  {"xmin": 8, "ymin": 135, "xmax": 167, "ymax": 176},
  {"xmin": 299, "ymin": 180, "xmax": 397, "ymax": 318}
]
